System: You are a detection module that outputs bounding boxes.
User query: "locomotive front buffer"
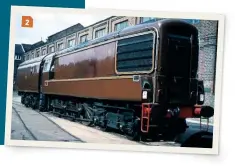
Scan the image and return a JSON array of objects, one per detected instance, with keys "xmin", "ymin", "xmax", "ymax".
[{"xmin": 140, "ymin": 81, "xmax": 214, "ymax": 147}]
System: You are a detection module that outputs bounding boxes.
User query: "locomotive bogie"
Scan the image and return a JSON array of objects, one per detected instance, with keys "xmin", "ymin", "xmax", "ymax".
[{"xmin": 19, "ymin": 92, "xmax": 39, "ymax": 110}]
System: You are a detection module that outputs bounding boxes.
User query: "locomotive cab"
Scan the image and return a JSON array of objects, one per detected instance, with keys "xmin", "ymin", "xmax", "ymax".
[
  {"xmin": 140, "ymin": 20, "xmax": 214, "ymax": 140},
  {"xmin": 156, "ymin": 20, "xmax": 200, "ymax": 105}
]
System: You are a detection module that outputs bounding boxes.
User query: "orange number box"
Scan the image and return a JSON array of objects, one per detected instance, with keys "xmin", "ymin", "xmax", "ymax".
[{"xmin": 21, "ymin": 16, "xmax": 33, "ymax": 28}]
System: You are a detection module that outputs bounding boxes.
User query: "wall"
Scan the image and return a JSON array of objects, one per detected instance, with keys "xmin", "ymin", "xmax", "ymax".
[{"xmin": 195, "ymin": 20, "xmax": 218, "ymax": 108}]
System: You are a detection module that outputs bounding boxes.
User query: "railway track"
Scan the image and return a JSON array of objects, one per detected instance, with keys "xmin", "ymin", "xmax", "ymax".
[
  {"xmin": 12, "ymin": 106, "xmax": 37, "ymax": 141},
  {"xmin": 12, "ymin": 101, "xmax": 84, "ymax": 142}
]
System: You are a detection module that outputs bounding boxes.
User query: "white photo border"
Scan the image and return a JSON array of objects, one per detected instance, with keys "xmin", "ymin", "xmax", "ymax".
[{"xmin": 4, "ymin": 5, "xmax": 225, "ymax": 155}]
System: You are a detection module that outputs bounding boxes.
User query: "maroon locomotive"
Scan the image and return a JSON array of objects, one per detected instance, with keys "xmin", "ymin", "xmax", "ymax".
[{"xmin": 16, "ymin": 19, "xmax": 214, "ymax": 147}]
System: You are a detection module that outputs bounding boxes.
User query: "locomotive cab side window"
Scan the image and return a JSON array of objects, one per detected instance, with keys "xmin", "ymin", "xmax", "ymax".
[
  {"xmin": 43, "ymin": 59, "xmax": 52, "ymax": 73},
  {"xmin": 116, "ymin": 32, "xmax": 155, "ymax": 74}
]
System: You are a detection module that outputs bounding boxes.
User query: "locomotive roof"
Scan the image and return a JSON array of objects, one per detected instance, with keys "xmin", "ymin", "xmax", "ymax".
[
  {"xmin": 18, "ymin": 53, "xmax": 55, "ymax": 69},
  {"xmin": 18, "ymin": 19, "xmax": 196, "ymax": 68}
]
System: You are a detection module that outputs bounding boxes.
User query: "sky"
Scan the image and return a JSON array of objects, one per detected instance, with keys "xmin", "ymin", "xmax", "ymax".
[{"xmin": 14, "ymin": 11, "xmax": 111, "ymax": 44}]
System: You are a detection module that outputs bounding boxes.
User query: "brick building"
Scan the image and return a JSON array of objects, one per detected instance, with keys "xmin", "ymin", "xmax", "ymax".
[{"xmin": 20, "ymin": 16, "xmax": 218, "ymax": 107}]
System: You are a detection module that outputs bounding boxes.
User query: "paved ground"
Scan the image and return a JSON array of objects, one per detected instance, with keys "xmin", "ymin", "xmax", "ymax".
[
  {"xmin": 11, "ymin": 95, "xmax": 141, "ymax": 145},
  {"xmin": 11, "ymin": 93, "xmax": 213, "ymax": 146},
  {"xmin": 12, "ymin": 102, "xmax": 82, "ymax": 142},
  {"xmin": 11, "ymin": 107, "xmax": 35, "ymax": 140}
]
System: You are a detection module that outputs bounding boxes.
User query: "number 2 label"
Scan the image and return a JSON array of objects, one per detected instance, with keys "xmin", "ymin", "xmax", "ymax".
[
  {"xmin": 25, "ymin": 19, "xmax": 29, "ymax": 26},
  {"xmin": 21, "ymin": 16, "xmax": 33, "ymax": 28}
]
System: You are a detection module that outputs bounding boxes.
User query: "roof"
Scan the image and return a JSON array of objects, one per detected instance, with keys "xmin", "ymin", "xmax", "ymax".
[
  {"xmin": 47, "ymin": 23, "xmax": 85, "ymax": 43},
  {"xmin": 21, "ymin": 44, "xmax": 32, "ymax": 52},
  {"xmin": 30, "ymin": 41, "xmax": 46, "ymax": 51},
  {"xmin": 15, "ymin": 44, "xmax": 25, "ymax": 55}
]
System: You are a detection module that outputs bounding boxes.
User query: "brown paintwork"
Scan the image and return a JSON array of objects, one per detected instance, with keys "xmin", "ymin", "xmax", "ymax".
[
  {"xmin": 16, "ymin": 62, "xmax": 40, "ymax": 93},
  {"xmin": 41, "ymin": 41, "xmax": 143, "ymax": 101},
  {"xmin": 53, "ymin": 42, "xmax": 116, "ymax": 79},
  {"xmin": 42, "ymin": 72, "xmax": 49, "ymax": 87},
  {"xmin": 43, "ymin": 78, "xmax": 142, "ymax": 101}
]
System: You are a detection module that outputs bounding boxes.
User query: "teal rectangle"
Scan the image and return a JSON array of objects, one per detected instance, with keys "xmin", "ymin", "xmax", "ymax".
[
  {"xmin": 0, "ymin": 1, "xmax": 85, "ymax": 145},
  {"xmin": 204, "ymin": 87, "xmax": 212, "ymax": 93}
]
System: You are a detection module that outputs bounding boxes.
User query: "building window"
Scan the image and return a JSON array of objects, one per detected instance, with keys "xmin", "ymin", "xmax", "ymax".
[
  {"xmin": 31, "ymin": 52, "xmax": 34, "ymax": 59},
  {"xmin": 95, "ymin": 28, "xmax": 106, "ymax": 38},
  {"xmin": 36, "ymin": 50, "xmax": 40, "ymax": 57},
  {"xmin": 80, "ymin": 34, "xmax": 88, "ymax": 43},
  {"xmin": 114, "ymin": 21, "xmax": 129, "ymax": 31},
  {"xmin": 57, "ymin": 43, "xmax": 64, "ymax": 51},
  {"xmin": 68, "ymin": 39, "xmax": 75, "ymax": 48},
  {"xmin": 49, "ymin": 46, "xmax": 55, "ymax": 53},
  {"xmin": 182, "ymin": 19, "xmax": 200, "ymax": 24},
  {"xmin": 14, "ymin": 55, "xmax": 21, "ymax": 60},
  {"xmin": 141, "ymin": 17, "xmax": 156, "ymax": 23},
  {"xmin": 42, "ymin": 49, "xmax": 47, "ymax": 55}
]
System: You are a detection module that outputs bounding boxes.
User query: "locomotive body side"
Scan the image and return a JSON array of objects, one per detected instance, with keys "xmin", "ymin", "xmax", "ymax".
[
  {"xmin": 42, "ymin": 30, "xmax": 157, "ymax": 102},
  {"xmin": 16, "ymin": 61, "xmax": 40, "ymax": 93},
  {"xmin": 16, "ymin": 56, "xmax": 45, "ymax": 108}
]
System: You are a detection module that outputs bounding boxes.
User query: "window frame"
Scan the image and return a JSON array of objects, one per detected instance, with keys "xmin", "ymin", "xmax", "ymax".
[
  {"xmin": 80, "ymin": 34, "xmax": 88, "ymax": 43},
  {"xmin": 42, "ymin": 49, "xmax": 47, "ymax": 55},
  {"xmin": 115, "ymin": 31, "xmax": 157, "ymax": 75},
  {"xmin": 43, "ymin": 58, "xmax": 52, "ymax": 73},
  {"xmin": 68, "ymin": 38, "xmax": 75, "ymax": 48},
  {"xmin": 49, "ymin": 46, "xmax": 55, "ymax": 53},
  {"xmin": 36, "ymin": 50, "xmax": 40, "ymax": 57},
  {"xmin": 57, "ymin": 42, "xmax": 64, "ymax": 51},
  {"xmin": 114, "ymin": 20, "xmax": 129, "ymax": 31},
  {"xmin": 141, "ymin": 17, "xmax": 156, "ymax": 23},
  {"xmin": 14, "ymin": 55, "xmax": 21, "ymax": 60},
  {"xmin": 95, "ymin": 28, "xmax": 106, "ymax": 38}
]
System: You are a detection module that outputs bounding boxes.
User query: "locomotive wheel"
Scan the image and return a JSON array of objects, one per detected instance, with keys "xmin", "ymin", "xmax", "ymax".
[
  {"xmin": 79, "ymin": 114, "xmax": 93, "ymax": 126},
  {"xmin": 25, "ymin": 96, "xmax": 30, "ymax": 107},
  {"xmin": 126, "ymin": 118, "xmax": 141, "ymax": 141},
  {"xmin": 31, "ymin": 97, "xmax": 38, "ymax": 110},
  {"xmin": 21, "ymin": 95, "xmax": 25, "ymax": 104},
  {"xmin": 100, "ymin": 113, "xmax": 110, "ymax": 132},
  {"xmin": 79, "ymin": 105, "xmax": 94, "ymax": 126}
]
